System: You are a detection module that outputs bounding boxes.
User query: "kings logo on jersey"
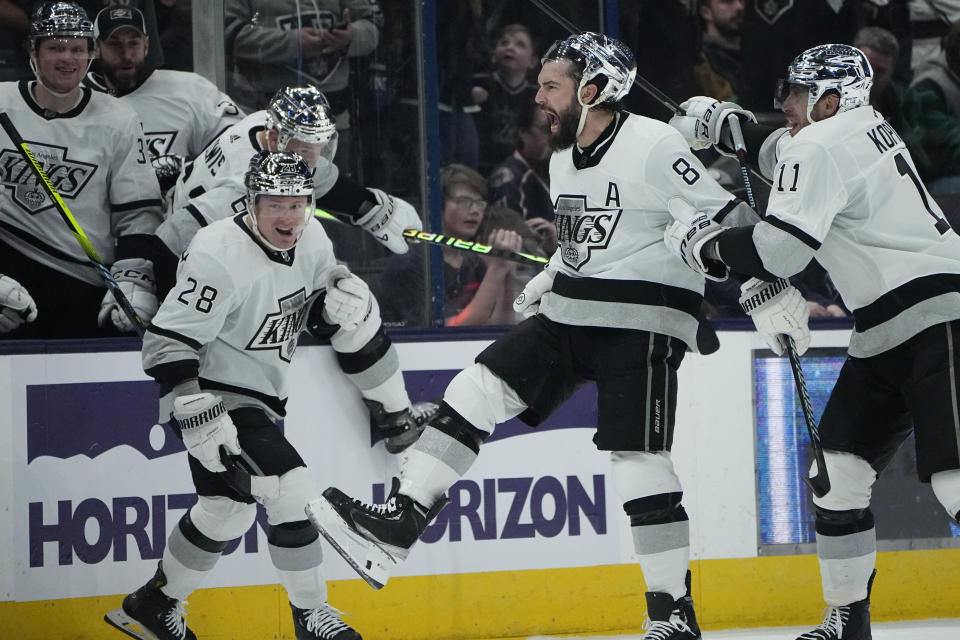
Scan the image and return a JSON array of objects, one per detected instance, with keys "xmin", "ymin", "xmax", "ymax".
[
  {"xmin": 554, "ymin": 195, "xmax": 621, "ymax": 270},
  {"xmin": 247, "ymin": 289, "xmax": 311, "ymax": 362},
  {"xmin": 0, "ymin": 142, "xmax": 96, "ymax": 214},
  {"xmin": 144, "ymin": 130, "xmax": 178, "ymax": 158}
]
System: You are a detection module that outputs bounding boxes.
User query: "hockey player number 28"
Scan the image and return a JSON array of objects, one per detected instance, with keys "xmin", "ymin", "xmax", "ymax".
[
  {"xmin": 895, "ymin": 152, "xmax": 951, "ymax": 235},
  {"xmin": 176, "ymin": 277, "xmax": 219, "ymax": 313}
]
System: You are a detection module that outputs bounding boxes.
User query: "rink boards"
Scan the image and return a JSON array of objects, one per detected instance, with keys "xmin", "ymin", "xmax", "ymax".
[{"xmin": 0, "ymin": 329, "xmax": 958, "ymax": 640}]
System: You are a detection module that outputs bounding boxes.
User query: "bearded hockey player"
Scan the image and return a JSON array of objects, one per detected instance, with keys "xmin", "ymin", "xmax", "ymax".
[
  {"xmin": 667, "ymin": 44, "xmax": 960, "ymax": 640},
  {"xmin": 305, "ymin": 32, "xmax": 791, "ymax": 640}
]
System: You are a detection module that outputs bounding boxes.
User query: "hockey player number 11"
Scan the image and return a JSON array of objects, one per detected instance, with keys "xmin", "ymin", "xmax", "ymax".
[{"xmin": 894, "ymin": 152, "xmax": 952, "ymax": 235}]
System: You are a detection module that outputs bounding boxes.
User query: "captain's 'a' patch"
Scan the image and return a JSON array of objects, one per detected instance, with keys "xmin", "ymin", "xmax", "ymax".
[
  {"xmin": 246, "ymin": 288, "xmax": 310, "ymax": 362},
  {"xmin": 554, "ymin": 194, "xmax": 621, "ymax": 270}
]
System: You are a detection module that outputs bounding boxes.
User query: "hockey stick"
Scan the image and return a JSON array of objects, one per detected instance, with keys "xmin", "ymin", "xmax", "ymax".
[
  {"xmin": 786, "ymin": 339, "xmax": 831, "ymax": 498},
  {"xmin": 0, "ymin": 112, "xmax": 145, "ymax": 337},
  {"xmin": 310, "ymin": 207, "xmax": 550, "ymax": 266},
  {"xmin": 726, "ymin": 114, "xmax": 829, "ymax": 496}
]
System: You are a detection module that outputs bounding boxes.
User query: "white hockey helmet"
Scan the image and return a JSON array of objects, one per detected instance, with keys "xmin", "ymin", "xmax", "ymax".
[
  {"xmin": 29, "ymin": 1, "xmax": 95, "ymax": 54},
  {"xmin": 542, "ymin": 32, "xmax": 637, "ymax": 108},
  {"xmin": 265, "ymin": 85, "xmax": 339, "ymax": 162},
  {"xmin": 244, "ymin": 150, "xmax": 315, "ymax": 251},
  {"xmin": 774, "ymin": 44, "xmax": 873, "ymax": 122}
]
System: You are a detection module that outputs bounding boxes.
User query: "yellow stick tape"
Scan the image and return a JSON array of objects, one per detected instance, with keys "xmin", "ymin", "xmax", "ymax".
[{"xmin": 2, "ymin": 550, "xmax": 958, "ymax": 640}]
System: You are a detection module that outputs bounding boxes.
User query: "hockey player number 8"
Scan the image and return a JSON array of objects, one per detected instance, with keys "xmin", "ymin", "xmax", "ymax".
[{"xmin": 894, "ymin": 152, "xmax": 952, "ymax": 235}]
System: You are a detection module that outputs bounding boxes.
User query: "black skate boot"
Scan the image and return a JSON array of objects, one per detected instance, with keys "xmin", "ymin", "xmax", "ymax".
[
  {"xmin": 104, "ymin": 563, "xmax": 196, "ymax": 640},
  {"xmin": 642, "ymin": 571, "xmax": 701, "ymax": 640},
  {"xmin": 305, "ymin": 477, "xmax": 449, "ymax": 589},
  {"xmin": 796, "ymin": 571, "xmax": 876, "ymax": 640},
  {"xmin": 366, "ymin": 399, "xmax": 438, "ymax": 453},
  {"xmin": 291, "ymin": 602, "xmax": 361, "ymax": 640}
]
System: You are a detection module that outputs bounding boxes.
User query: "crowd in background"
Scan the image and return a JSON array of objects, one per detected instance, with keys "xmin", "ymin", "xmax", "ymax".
[{"xmin": 3, "ymin": 0, "xmax": 960, "ymax": 334}]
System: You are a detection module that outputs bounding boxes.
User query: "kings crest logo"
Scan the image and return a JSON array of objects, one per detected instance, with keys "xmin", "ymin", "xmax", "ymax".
[
  {"xmin": 554, "ymin": 195, "xmax": 621, "ymax": 270},
  {"xmin": 144, "ymin": 131, "xmax": 178, "ymax": 158},
  {"xmin": 247, "ymin": 289, "xmax": 310, "ymax": 362},
  {"xmin": 0, "ymin": 143, "xmax": 96, "ymax": 214},
  {"xmin": 756, "ymin": 0, "xmax": 793, "ymax": 25}
]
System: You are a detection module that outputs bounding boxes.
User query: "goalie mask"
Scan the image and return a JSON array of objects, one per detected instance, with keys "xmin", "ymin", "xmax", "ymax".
[
  {"xmin": 244, "ymin": 150, "xmax": 315, "ymax": 252},
  {"xmin": 29, "ymin": 1, "xmax": 96, "ymax": 93},
  {"xmin": 774, "ymin": 44, "xmax": 873, "ymax": 123},
  {"xmin": 265, "ymin": 86, "xmax": 339, "ymax": 165}
]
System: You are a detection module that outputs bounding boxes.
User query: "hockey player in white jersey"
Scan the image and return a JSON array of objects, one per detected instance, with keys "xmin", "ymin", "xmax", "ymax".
[
  {"xmin": 305, "ymin": 33, "xmax": 789, "ymax": 640},
  {"xmin": 153, "ymin": 84, "xmax": 422, "ymax": 296},
  {"xmin": 0, "ymin": 1, "xmax": 162, "ymax": 339},
  {"xmin": 105, "ymin": 150, "xmax": 417, "ymax": 640},
  {"xmin": 89, "ymin": 7, "xmax": 244, "ymax": 196},
  {"xmin": 667, "ymin": 44, "xmax": 960, "ymax": 640}
]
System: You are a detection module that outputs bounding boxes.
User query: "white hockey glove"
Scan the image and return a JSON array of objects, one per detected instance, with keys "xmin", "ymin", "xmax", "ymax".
[
  {"xmin": 173, "ymin": 392, "xmax": 241, "ymax": 473},
  {"xmin": 669, "ymin": 96, "xmax": 757, "ymax": 154},
  {"xmin": 739, "ymin": 278, "xmax": 811, "ymax": 356},
  {"xmin": 322, "ymin": 264, "xmax": 373, "ymax": 331},
  {"xmin": 513, "ymin": 268, "xmax": 556, "ymax": 318},
  {"xmin": 98, "ymin": 258, "xmax": 159, "ymax": 332},
  {"xmin": 354, "ymin": 188, "xmax": 422, "ymax": 254},
  {"xmin": 663, "ymin": 215, "xmax": 729, "ymax": 281},
  {"xmin": 0, "ymin": 274, "xmax": 38, "ymax": 333}
]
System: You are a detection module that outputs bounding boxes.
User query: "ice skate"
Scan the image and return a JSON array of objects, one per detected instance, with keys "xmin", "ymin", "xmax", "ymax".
[
  {"xmin": 305, "ymin": 477, "xmax": 448, "ymax": 589},
  {"xmin": 366, "ymin": 399, "xmax": 438, "ymax": 453},
  {"xmin": 291, "ymin": 602, "xmax": 361, "ymax": 640},
  {"xmin": 641, "ymin": 572, "xmax": 701, "ymax": 640},
  {"xmin": 796, "ymin": 571, "xmax": 875, "ymax": 640},
  {"xmin": 104, "ymin": 563, "xmax": 196, "ymax": 640}
]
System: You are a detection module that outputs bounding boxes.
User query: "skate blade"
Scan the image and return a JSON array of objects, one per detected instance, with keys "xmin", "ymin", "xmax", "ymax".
[
  {"xmin": 306, "ymin": 498, "xmax": 398, "ymax": 590},
  {"xmin": 104, "ymin": 608, "xmax": 159, "ymax": 640}
]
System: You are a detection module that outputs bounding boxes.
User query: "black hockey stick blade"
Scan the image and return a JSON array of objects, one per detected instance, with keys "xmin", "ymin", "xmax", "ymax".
[
  {"xmin": 785, "ymin": 338, "xmax": 831, "ymax": 498},
  {"xmin": 0, "ymin": 111, "xmax": 145, "ymax": 336}
]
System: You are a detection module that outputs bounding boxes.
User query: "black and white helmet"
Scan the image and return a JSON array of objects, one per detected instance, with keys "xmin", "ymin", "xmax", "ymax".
[
  {"xmin": 245, "ymin": 150, "xmax": 315, "ymax": 251},
  {"xmin": 542, "ymin": 32, "xmax": 636, "ymax": 108},
  {"xmin": 29, "ymin": 1, "xmax": 94, "ymax": 54},
  {"xmin": 265, "ymin": 85, "xmax": 338, "ymax": 157},
  {"xmin": 775, "ymin": 44, "xmax": 873, "ymax": 121}
]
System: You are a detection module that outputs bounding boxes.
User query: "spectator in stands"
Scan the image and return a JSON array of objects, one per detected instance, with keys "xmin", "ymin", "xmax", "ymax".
[
  {"xmin": 89, "ymin": 7, "xmax": 244, "ymax": 199},
  {"xmin": 0, "ymin": 0, "xmax": 32, "ymax": 82},
  {"xmin": 378, "ymin": 164, "xmax": 523, "ymax": 328},
  {"xmin": 909, "ymin": 20, "xmax": 960, "ymax": 193},
  {"xmin": 698, "ymin": 0, "xmax": 745, "ymax": 99},
  {"xmin": 225, "ymin": 0, "xmax": 383, "ymax": 178},
  {"xmin": 907, "ymin": 0, "xmax": 958, "ymax": 73},
  {"xmin": 472, "ymin": 23, "xmax": 539, "ymax": 175},
  {"xmin": 488, "ymin": 100, "xmax": 557, "ymax": 255},
  {"xmin": 0, "ymin": 1, "xmax": 162, "ymax": 339}
]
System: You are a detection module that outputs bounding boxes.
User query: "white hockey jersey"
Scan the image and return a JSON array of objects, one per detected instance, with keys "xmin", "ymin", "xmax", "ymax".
[
  {"xmin": 143, "ymin": 215, "xmax": 337, "ymax": 419},
  {"xmin": 109, "ymin": 69, "xmax": 244, "ymax": 162},
  {"xmin": 758, "ymin": 105, "xmax": 960, "ymax": 357},
  {"xmin": 157, "ymin": 110, "xmax": 340, "ymax": 256},
  {"xmin": 0, "ymin": 81, "xmax": 162, "ymax": 285},
  {"xmin": 539, "ymin": 111, "xmax": 757, "ymax": 351}
]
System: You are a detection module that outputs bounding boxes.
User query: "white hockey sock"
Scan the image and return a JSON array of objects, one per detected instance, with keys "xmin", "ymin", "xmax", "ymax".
[
  {"xmin": 274, "ymin": 564, "xmax": 327, "ymax": 610},
  {"xmin": 636, "ymin": 543, "xmax": 690, "ymax": 600},
  {"xmin": 818, "ymin": 550, "xmax": 876, "ymax": 605},
  {"xmin": 400, "ymin": 430, "xmax": 471, "ymax": 507},
  {"xmin": 159, "ymin": 547, "xmax": 212, "ymax": 602}
]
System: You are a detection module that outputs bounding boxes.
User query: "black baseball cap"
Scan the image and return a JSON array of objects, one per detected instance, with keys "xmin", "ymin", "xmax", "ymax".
[{"xmin": 94, "ymin": 6, "xmax": 146, "ymax": 40}]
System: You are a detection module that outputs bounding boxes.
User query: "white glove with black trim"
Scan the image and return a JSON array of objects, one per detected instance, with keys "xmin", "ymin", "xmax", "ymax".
[
  {"xmin": 173, "ymin": 392, "xmax": 241, "ymax": 473},
  {"xmin": 354, "ymin": 188, "xmax": 422, "ymax": 254},
  {"xmin": 739, "ymin": 277, "xmax": 810, "ymax": 355},
  {"xmin": 0, "ymin": 274, "xmax": 38, "ymax": 333},
  {"xmin": 97, "ymin": 258, "xmax": 159, "ymax": 332},
  {"xmin": 322, "ymin": 264, "xmax": 373, "ymax": 331},
  {"xmin": 513, "ymin": 268, "xmax": 555, "ymax": 318},
  {"xmin": 669, "ymin": 96, "xmax": 757, "ymax": 154},
  {"xmin": 664, "ymin": 214, "xmax": 729, "ymax": 281}
]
